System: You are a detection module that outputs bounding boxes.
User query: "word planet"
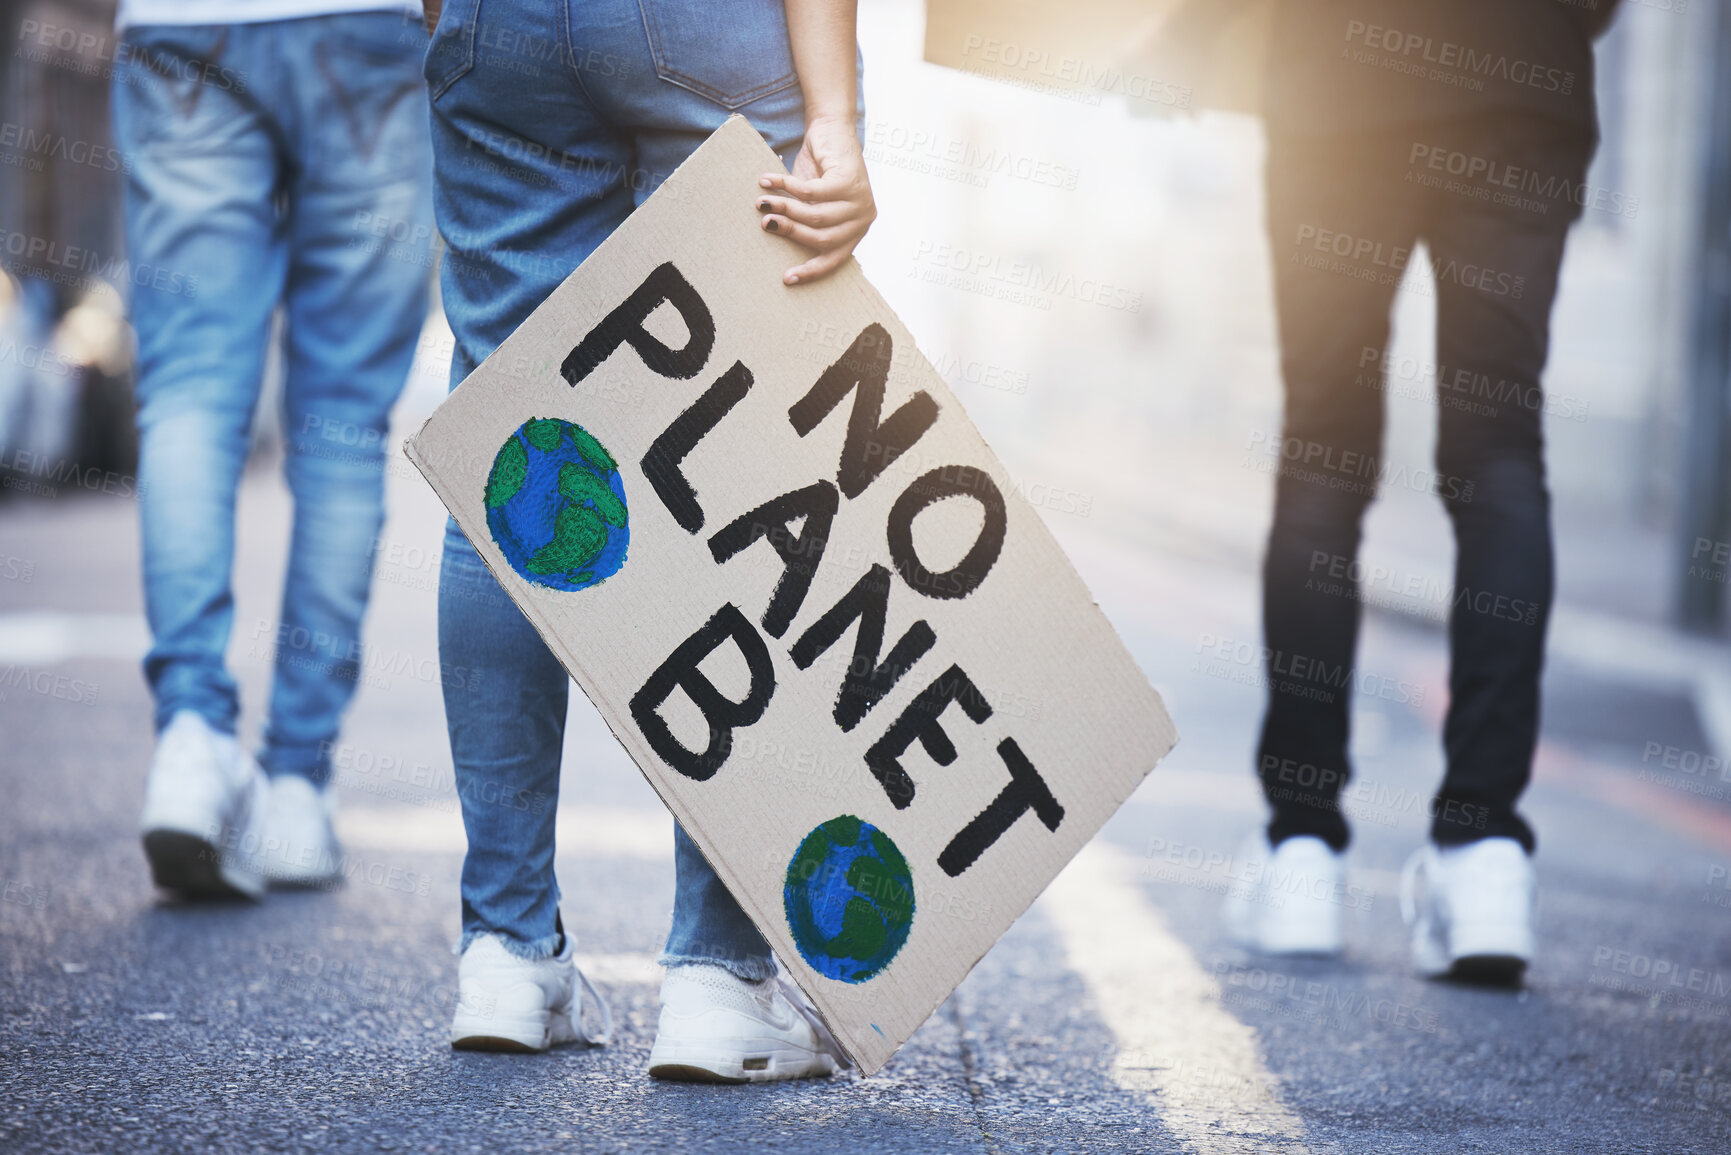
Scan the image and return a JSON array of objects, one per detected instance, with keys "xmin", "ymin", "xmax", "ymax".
[
  {"xmin": 784, "ymin": 815, "xmax": 915, "ymax": 983},
  {"xmin": 485, "ymin": 417, "xmax": 629, "ymax": 592}
]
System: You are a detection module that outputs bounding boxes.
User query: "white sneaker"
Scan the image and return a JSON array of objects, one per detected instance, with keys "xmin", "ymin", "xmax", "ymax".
[
  {"xmin": 450, "ymin": 933, "xmax": 610, "ymax": 1052},
  {"xmin": 1222, "ymin": 833, "xmax": 1346, "ymax": 956},
  {"xmin": 647, "ymin": 964, "xmax": 849, "ymax": 1083},
  {"xmin": 140, "ymin": 710, "xmax": 269, "ymax": 900},
  {"xmin": 1401, "ymin": 837, "xmax": 1534, "ymax": 984},
  {"xmin": 259, "ymin": 774, "xmax": 341, "ymax": 887}
]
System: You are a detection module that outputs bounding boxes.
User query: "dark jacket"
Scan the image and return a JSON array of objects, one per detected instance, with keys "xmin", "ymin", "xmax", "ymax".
[{"xmin": 1261, "ymin": 0, "xmax": 1620, "ymax": 133}]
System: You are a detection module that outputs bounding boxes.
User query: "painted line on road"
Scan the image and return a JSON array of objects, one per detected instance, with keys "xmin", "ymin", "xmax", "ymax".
[
  {"xmin": 0, "ymin": 611, "xmax": 149, "ymax": 664},
  {"xmin": 1042, "ymin": 842, "xmax": 1312, "ymax": 1154},
  {"xmin": 1129, "ymin": 765, "xmax": 1265, "ymax": 814},
  {"xmin": 1535, "ymin": 741, "xmax": 1731, "ymax": 853},
  {"xmin": 336, "ymin": 804, "xmax": 673, "ymax": 860}
]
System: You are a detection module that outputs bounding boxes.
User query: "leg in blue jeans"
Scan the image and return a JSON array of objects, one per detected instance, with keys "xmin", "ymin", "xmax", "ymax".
[
  {"xmin": 115, "ymin": 16, "xmax": 431, "ymax": 782},
  {"xmin": 116, "ymin": 23, "xmax": 290, "ymax": 740},
  {"xmin": 266, "ymin": 17, "xmax": 433, "ymax": 785},
  {"xmin": 439, "ymin": 491, "xmax": 568, "ymax": 961},
  {"xmin": 427, "ymin": 0, "xmax": 840, "ymax": 975}
]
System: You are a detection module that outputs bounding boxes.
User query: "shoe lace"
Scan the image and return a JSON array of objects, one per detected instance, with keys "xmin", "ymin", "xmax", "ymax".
[
  {"xmin": 775, "ymin": 974, "xmax": 853, "ymax": 1071},
  {"xmin": 574, "ymin": 966, "xmax": 612, "ymax": 1046},
  {"xmin": 1398, "ymin": 847, "xmax": 1427, "ymax": 928}
]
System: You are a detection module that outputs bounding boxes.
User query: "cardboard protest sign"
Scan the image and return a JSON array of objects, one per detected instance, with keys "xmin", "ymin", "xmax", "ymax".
[
  {"xmin": 922, "ymin": 0, "xmax": 1272, "ymax": 117},
  {"xmin": 405, "ymin": 116, "xmax": 1177, "ymax": 1075}
]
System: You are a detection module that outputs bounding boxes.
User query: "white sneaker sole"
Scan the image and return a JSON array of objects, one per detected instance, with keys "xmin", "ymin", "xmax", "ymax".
[
  {"xmin": 1404, "ymin": 850, "xmax": 1534, "ymax": 986},
  {"xmin": 1412, "ymin": 914, "xmax": 1531, "ymax": 982},
  {"xmin": 141, "ymin": 827, "xmax": 265, "ymax": 901},
  {"xmin": 1224, "ymin": 887, "xmax": 1344, "ymax": 956},
  {"xmin": 450, "ymin": 1008, "xmax": 576, "ymax": 1053},
  {"xmin": 1443, "ymin": 918, "xmax": 1532, "ymax": 984},
  {"xmin": 260, "ymin": 853, "xmax": 343, "ymax": 889},
  {"xmin": 647, "ymin": 1041, "xmax": 838, "ymax": 1084},
  {"xmin": 140, "ymin": 749, "xmax": 268, "ymax": 900},
  {"xmin": 263, "ymin": 867, "xmax": 342, "ymax": 889}
]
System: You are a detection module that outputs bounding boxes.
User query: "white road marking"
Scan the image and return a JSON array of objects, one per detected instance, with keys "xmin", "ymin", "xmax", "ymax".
[
  {"xmin": 575, "ymin": 952, "xmax": 663, "ymax": 986},
  {"xmin": 336, "ymin": 804, "xmax": 673, "ymax": 860},
  {"xmin": 1129, "ymin": 766, "xmax": 1264, "ymax": 814},
  {"xmin": 1042, "ymin": 842, "xmax": 1311, "ymax": 1153},
  {"xmin": 0, "ymin": 611, "xmax": 149, "ymax": 664}
]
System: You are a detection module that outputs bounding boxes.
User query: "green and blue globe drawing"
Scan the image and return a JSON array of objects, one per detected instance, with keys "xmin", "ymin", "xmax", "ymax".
[
  {"xmin": 484, "ymin": 417, "xmax": 628, "ymax": 592},
  {"xmin": 784, "ymin": 815, "xmax": 915, "ymax": 983}
]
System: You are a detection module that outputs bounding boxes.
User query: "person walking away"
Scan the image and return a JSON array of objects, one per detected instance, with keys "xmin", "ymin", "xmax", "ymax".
[
  {"xmin": 117, "ymin": 0, "xmax": 434, "ymax": 897},
  {"xmin": 1224, "ymin": 0, "xmax": 1622, "ymax": 983},
  {"xmin": 421, "ymin": 0, "xmax": 877, "ymax": 1080}
]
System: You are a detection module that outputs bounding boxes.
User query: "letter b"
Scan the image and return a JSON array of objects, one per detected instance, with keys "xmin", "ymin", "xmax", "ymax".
[{"xmin": 630, "ymin": 603, "xmax": 775, "ymax": 781}]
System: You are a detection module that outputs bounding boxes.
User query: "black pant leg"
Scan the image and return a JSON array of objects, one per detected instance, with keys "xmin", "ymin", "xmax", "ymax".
[
  {"xmin": 1258, "ymin": 129, "xmax": 1419, "ymax": 850},
  {"xmin": 1420, "ymin": 115, "xmax": 1597, "ymax": 852}
]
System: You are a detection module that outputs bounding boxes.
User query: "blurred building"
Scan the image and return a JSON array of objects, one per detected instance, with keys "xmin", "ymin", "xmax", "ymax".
[
  {"xmin": 3, "ymin": 0, "xmax": 1728, "ymax": 647},
  {"xmin": 0, "ymin": 0, "xmax": 135, "ymax": 496},
  {"xmin": 854, "ymin": 0, "xmax": 1728, "ymax": 640}
]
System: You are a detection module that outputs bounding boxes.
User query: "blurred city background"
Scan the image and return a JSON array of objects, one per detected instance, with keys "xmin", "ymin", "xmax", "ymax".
[
  {"xmin": 8, "ymin": 0, "xmax": 1729, "ymax": 639},
  {"xmin": 4, "ymin": 1, "xmax": 1731, "ymax": 1151},
  {"xmin": 8, "ymin": 0, "xmax": 1726, "ymax": 792}
]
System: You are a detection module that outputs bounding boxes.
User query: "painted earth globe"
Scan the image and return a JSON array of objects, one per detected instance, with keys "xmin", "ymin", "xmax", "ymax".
[
  {"xmin": 484, "ymin": 417, "xmax": 628, "ymax": 592},
  {"xmin": 784, "ymin": 815, "xmax": 915, "ymax": 983}
]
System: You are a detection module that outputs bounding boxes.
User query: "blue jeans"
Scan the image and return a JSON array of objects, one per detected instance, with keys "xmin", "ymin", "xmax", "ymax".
[
  {"xmin": 428, "ymin": 0, "xmax": 854, "ymax": 973},
  {"xmin": 114, "ymin": 13, "xmax": 433, "ymax": 785}
]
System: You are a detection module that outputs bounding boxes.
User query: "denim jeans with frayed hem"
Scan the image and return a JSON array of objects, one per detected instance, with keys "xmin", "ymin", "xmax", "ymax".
[
  {"xmin": 113, "ymin": 13, "xmax": 433, "ymax": 785},
  {"xmin": 427, "ymin": 0, "xmax": 859, "ymax": 971}
]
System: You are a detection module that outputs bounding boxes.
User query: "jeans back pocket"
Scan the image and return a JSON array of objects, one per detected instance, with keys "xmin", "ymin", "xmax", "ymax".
[
  {"xmin": 637, "ymin": 0, "xmax": 797, "ymax": 109},
  {"xmin": 114, "ymin": 27, "xmax": 251, "ymax": 153},
  {"xmin": 426, "ymin": 0, "xmax": 480, "ymax": 99}
]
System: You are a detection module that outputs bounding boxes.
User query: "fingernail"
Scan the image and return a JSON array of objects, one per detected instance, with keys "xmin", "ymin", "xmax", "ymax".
[
  {"xmin": 786, "ymin": 274, "xmax": 799, "ymax": 285},
  {"xmin": 760, "ymin": 177, "xmax": 774, "ymax": 187},
  {"xmin": 757, "ymin": 200, "xmax": 771, "ymax": 211},
  {"xmin": 765, "ymin": 218, "xmax": 779, "ymax": 232}
]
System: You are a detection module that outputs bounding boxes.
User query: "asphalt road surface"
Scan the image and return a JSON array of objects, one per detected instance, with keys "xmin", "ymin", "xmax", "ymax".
[{"xmin": 4, "ymin": 455, "xmax": 1730, "ymax": 1155}]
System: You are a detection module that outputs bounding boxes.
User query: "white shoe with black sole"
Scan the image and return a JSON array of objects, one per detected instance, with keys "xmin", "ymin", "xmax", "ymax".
[
  {"xmin": 259, "ymin": 774, "xmax": 342, "ymax": 888},
  {"xmin": 648, "ymin": 964, "xmax": 848, "ymax": 1084},
  {"xmin": 140, "ymin": 710, "xmax": 270, "ymax": 900},
  {"xmin": 449, "ymin": 933, "xmax": 610, "ymax": 1052},
  {"xmin": 1222, "ymin": 832, "xmax": 1347, "ymax": 956},
  {"xmin": 1401, "ymin": 837, "xmax": 1535, "ymax": 985}
]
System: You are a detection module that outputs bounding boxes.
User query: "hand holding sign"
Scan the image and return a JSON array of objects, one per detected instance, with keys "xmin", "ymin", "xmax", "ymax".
[
  {"xmin": 755, "ymin": 115, "xmax": 878, "ymax": 284},
  {"xmin": 407, "ymin": 117, "xmax": 1176, "ymax": 1075}
]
